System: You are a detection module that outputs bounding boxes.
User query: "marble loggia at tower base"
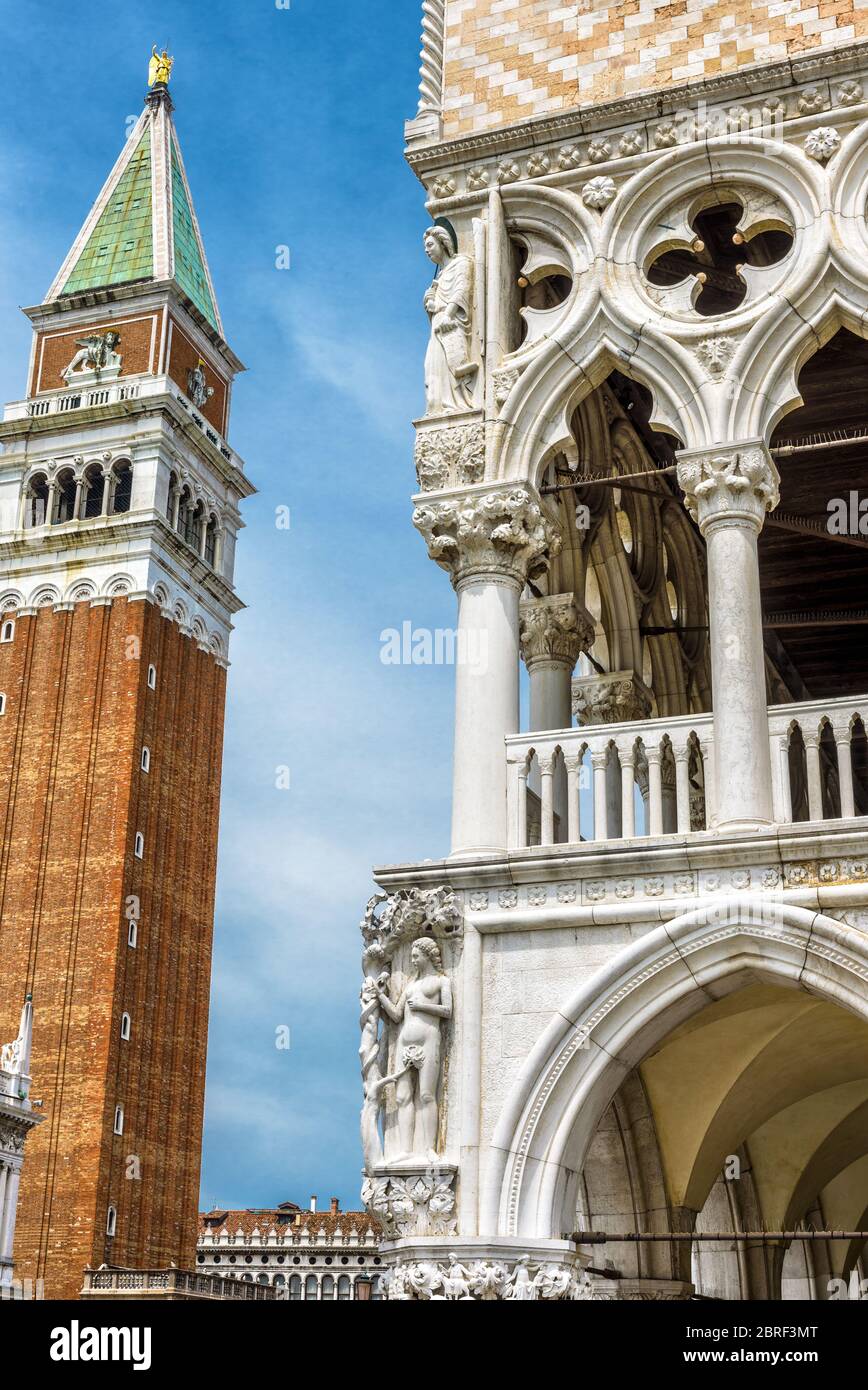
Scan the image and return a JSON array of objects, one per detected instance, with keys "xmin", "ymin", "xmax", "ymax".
[
  {"xmin": 0, "ymin": 999, "xmax": 42, "ymax": 1295},
  {"xmin": 360, "ymin": 3, "xmax": 868, "ymax": 1300}
]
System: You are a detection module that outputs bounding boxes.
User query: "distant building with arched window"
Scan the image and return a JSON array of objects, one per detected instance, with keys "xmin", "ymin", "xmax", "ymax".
[{"xmin": 196, "ymin": 1198, "xmax": 383, "ymax": 1301}]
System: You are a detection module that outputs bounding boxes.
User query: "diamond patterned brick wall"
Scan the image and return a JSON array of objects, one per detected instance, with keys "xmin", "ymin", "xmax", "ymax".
[
  {"xmin": 0, "ymin": 598, "xmax": 226, "ymax": 1299},
  {"xmin": 442, "ymin": 0, "xmax": 868, "ymax": 136}
]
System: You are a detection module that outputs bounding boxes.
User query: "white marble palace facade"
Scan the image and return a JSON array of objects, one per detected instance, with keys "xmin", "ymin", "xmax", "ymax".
[
  {"xmin": 358, "ymin": 4, "xmax": 868, "ymax": 1301},
  {"xmin": 197, "ymin": 1200, "xmax": 383, "ymax": 1300}
]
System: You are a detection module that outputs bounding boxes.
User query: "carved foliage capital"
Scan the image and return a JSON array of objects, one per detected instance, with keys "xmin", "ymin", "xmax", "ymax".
[
  {"xmin": 676, "ymin": 446, "xmax": 779, "ymax": 533},
  {"xmin": 360, "ymin": 884, "xmax": 462, "ymax": 977},
  {"xmin": 0, "ymin": 1118, "xmax": 29, "ymax": 1155},
  {"xmin": 572, "ymin": 670, "xmax": 653, "ymax": 725},
  {"xmin": 519, "ymin": 594, "xmax": 594, "ymax": 670},
  {"xmin": 414, "ymin": 421, "xmax": 485, "ymax": 492},
  {"xmin": 413, "ymin": 485, "xmax": 561, "ymax": 588},
  {"xmin": 362, "ymin": 1167, "xmax": 457, "ymax": 1239}
]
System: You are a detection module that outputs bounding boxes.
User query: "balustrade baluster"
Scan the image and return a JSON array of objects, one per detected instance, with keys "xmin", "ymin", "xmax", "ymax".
[
  {"xmin": 540, "ymin": 754, "xmax": 555, "ymax": 846},
  {"xmin": 835, "ymin": 730, "xmax": 856, "ymax": 819},
  {"xmin": 646, "ymin": 747, "xmax": 664, "ymax": 836},
  {"xmin": 591, "ymin": 749, "xmax": 608, "ymax": 841},
  {"xmin": 804, "ymin": 735, "xmax": 823, "ymax": 821},
  {"xmin": 674, "ymin": 745, "xmax": 691, "ymax": 833},
  {"xmin": 565, "ymin": 755, "xmax": 582, "ymax": 843},
  {"xmin": 620, "ymin": 749, "xmax": 635, "ymax": 839}
]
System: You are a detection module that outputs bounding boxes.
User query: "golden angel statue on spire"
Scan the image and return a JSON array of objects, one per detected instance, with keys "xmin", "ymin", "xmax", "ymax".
[{"xmin": 148, "ymin": 46, "xmax": 174, "ymax": 87}]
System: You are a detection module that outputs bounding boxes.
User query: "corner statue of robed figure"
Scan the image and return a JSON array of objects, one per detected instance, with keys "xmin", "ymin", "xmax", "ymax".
[{"xmin": 423, "ymin": 224, "xmax": 477, "ymax": 415}]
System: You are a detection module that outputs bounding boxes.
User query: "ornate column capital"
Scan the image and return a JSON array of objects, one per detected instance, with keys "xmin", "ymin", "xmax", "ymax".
[
  {"xmin": 519, "ymin": 594, "xmax": 594, "ymax": 671},
  {"xmin": 413, "ymin": 484, "xmax": 561, "ymax": 589},
  {"xmin": 676, "ymin": 442, "xmax": 779, "ymax": 534},
  {"xmin": 572, "ymin": 670, "xmax": 653, "ymax": 726}
]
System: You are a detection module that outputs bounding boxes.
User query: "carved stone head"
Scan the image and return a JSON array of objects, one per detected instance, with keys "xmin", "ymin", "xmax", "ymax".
[
  {"xmin": 411, "ymin": 936, "xmax": 443, "ymax": 974},
  {"xmin": 424, "ymin": 226, "xmax": 453, "ymax": 267}
]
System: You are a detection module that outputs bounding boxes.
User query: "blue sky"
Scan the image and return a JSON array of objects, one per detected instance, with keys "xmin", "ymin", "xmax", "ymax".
[{"xmin": 2, "ymin": 1, "xmax": 458, "ymax": 1213}]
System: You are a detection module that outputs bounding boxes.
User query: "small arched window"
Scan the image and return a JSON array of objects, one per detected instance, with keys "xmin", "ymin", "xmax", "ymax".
[
  {"xmin": 1, "ymin": 620, "xmax": 14, "ymax": 643},
  {"xmin": 106, "ymin": 1206, "xmax": 117, "ymax": 1237},
  {"xmin": 120, "ymin": 1012, "xmax": 131, "ymax": 1041},
  {"xmin": 141, "ymin": 746, "xmax": 150, "ymax": 773},
  {"xmin": 134, "ymin": 832, "xmax": 144, "ymax": 859},
  {"xmin": 189, "ymin": 501, "xmax": 205, "ymax": 554},
  {"xmin": 205, "ymin": 516, "xmax": 218, "ymax": 568},
  {"xmin": 127, "ymin": 920, "xmax": 138, "ymax": 949},
  {"xmin": 111, "ymin": 461, "xmax": 133, "ymax": 515},
  {"xmin": 178, "ymin": 487, "xmax": 193, "ymax": 543},
  {"xmin": 166, "ymin": 471, "xmax": 178, "ymax": 522},
  {"xmin": 147, "ymin": 664, "xmax": 157, "ymax": 689},
  {"xmin": 82, "ymin": 463, "xmax": 105, "ymax": 519},
  {"xmin": 113, "ymin": 1105, "xmax": 124, "ymax": 1135},
  {"xmin": 0, "ymin": 694, "xmax": 6, "ymax": 716},
  {"xmin": 25, "ymin": 473, "xmax": 49, "ymax": 528},
  {"xmin": 54, "ymin": 469, "xmax": 77, "ymax": 524}
]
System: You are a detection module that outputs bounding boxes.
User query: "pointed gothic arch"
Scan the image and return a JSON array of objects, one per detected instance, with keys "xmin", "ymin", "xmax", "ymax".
[{"xmin": 484, "ymin": 900, "xmax": 868, "ymax": 1243}]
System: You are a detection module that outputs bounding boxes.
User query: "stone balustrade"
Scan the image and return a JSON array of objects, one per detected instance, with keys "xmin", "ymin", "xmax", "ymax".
[
  {"xmin": 506, "ymin": 695, "xmax": 868, "ymax": 850},
  {"xmin": 507, "ymin": 710, "xmax": 714, "ymax": 848},
  {"xmin": 81, "ymin": 1266, "xmax": 277, "ymax": 1300},
  {"xmin": 4, "ymin": 375, "xmax": 239, "ymax": 470},
  {"xmin": 768, "ymin": 695, "xmax": 868, "ymax": 825}
]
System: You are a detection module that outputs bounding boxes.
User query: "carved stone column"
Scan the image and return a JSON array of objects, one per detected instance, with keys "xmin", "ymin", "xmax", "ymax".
[
  {"xmin": 414, "ymin": 484, "xmax": 560, "ymax": 855},
  {"xmin": 520, "ymin": 594, "xmax": 593, "ymax": 837},
  {"xmin": 677, "ymin": 444, "xmax": 779, "ymax": 830}
]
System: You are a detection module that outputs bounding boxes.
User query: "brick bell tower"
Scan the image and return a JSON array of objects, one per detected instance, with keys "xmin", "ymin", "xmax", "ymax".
[{"xmin": 0, "ymin": 66, "xmax": 253, "ymax": 1298}]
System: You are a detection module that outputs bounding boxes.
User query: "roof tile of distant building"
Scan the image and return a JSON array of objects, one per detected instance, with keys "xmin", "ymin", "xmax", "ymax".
[{"xmin": 199, "ymin": 1205, "xmax": 381, "ymax": 1238}]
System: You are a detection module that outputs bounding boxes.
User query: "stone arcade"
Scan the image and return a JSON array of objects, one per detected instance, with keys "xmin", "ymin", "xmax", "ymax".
[{"xmin": 360, "ymin": 3, "xmax": 868, "ymax": 1299}]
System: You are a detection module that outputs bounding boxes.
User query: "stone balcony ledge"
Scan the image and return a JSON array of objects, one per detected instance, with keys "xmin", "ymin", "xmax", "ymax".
[{"xmin": 374, "ymin": 818, "xmax": 868, "ymax": 931}]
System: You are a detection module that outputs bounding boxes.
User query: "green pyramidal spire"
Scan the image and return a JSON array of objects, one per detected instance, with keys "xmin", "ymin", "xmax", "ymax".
[
  {"xmin": 170, "ymin": 136, "xmax": 216, "ymax": 326},
  {"xmin": 61, "ymin": 128, "xmax": 154, "ymax": 296},
  {"xmin": 47, "ymin": 87, "xmax": 222, "ymax": 336}
]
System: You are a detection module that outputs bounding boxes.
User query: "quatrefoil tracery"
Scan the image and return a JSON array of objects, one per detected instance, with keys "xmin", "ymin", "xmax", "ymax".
[{"xmin": 643, "ymin": 191, "xmax": 794, "ymax": 317}]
